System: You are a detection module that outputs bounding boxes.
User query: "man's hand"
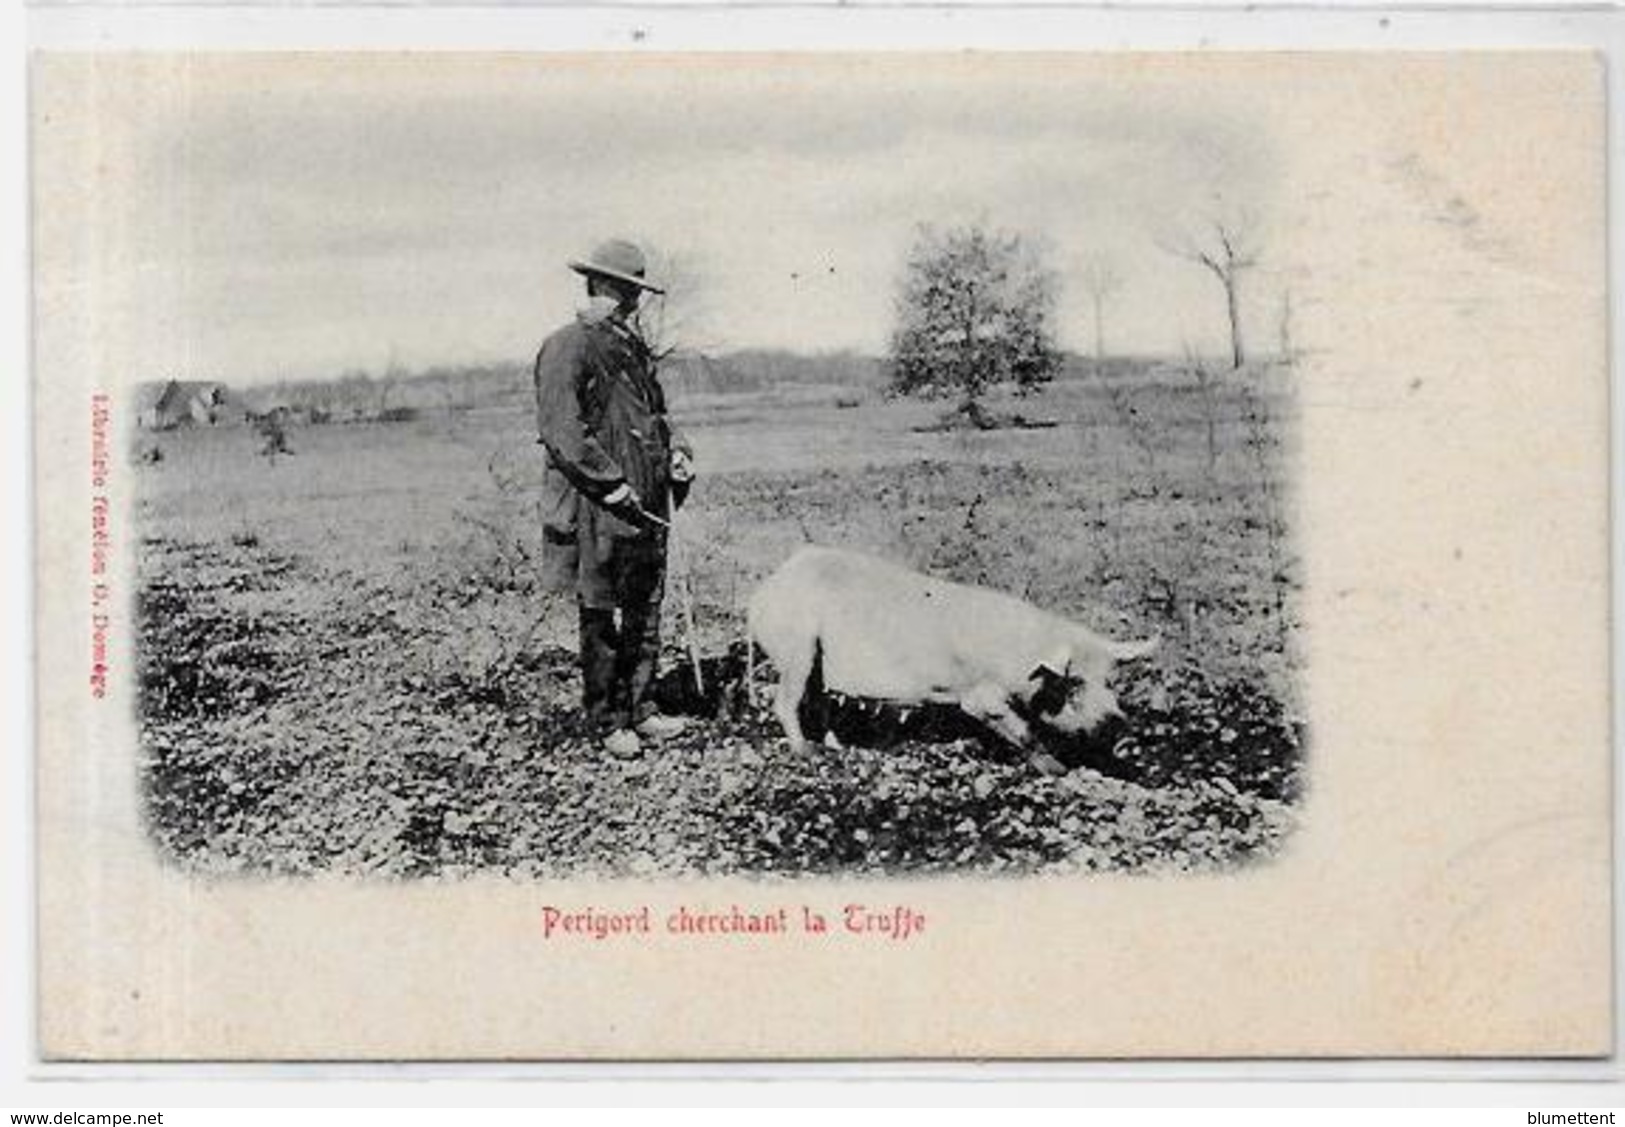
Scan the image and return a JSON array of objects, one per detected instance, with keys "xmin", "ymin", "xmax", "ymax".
[
  {"xmin": 669, "ymin": 448, "xmax": 695, "ymax": 511},
  {"xmin": 670, "ymin": 448, "xmax": 695, "ymax": 484},
  {"xmin": 602, "ymin": 482, "xmax": 642, "ymax": 520},
  {"xmin": 602, "ymin": 483, "xmax": 664, "ymax": 530}
]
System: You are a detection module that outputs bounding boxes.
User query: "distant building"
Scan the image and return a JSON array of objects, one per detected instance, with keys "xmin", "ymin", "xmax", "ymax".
[{"xmin": 138, "ymin": 380, "xmax": 248, "ymax": 429}]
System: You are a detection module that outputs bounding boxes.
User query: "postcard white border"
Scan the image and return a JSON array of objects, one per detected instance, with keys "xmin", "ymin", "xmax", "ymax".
[{"xmin": 11, "ymin": 0, "xmax": 1625, "ymax": 1103}]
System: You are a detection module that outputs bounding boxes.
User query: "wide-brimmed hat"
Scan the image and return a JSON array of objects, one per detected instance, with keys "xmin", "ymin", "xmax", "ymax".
[{"xmin": 568, "ymin": 238, "xmax": 665, "ymax": 295}]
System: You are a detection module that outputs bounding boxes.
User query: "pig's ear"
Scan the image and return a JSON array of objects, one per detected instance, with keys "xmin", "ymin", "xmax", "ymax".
[
  {"xmin": 1027, "ymin": 648, "xmax": 1075, "ymax": 715},
  {"xmin": 1108, "ymin": 635, "xmax": 1159, "ymax": 663},
  {"xmin": 1029, "ymin": 643, "xmax": 1073, "ymax": 681}
]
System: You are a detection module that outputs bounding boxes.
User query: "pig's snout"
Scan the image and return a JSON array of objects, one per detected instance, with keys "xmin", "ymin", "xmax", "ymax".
[
  {"xmin": 1089, "ymin": 709, "xmax": 1129, "ymax": 749},
  {"xmin": 1044, "ymin": 680, "xmax": 1126, "ymax": 739}
]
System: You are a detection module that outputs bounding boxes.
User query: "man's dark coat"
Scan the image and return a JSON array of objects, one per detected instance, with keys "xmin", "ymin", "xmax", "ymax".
[{"xmin": 533, "ymin": 308, "xmax": 689, "ymax": 608}]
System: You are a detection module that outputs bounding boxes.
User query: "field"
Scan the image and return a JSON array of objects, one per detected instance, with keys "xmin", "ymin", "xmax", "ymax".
[{"xmin": 134, "ymin": 364, "xmax": 1305, "ymax": 877}]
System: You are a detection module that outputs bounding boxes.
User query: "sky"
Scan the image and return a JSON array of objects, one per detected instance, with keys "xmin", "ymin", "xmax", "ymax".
[{"xmin": 75, "ymin": 55, "xmax": 1284, "ymax": 383}]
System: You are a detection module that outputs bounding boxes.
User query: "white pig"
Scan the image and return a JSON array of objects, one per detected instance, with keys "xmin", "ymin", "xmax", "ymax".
[{"xmin": 747, "ymin": 546, "xmax": 1156, "ymax": 766}]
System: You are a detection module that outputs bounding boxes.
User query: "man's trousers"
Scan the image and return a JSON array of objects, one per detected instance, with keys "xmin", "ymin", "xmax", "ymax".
[{"xmin": 576, "ymin": 536, "xmax": 666, "ymax": 734}]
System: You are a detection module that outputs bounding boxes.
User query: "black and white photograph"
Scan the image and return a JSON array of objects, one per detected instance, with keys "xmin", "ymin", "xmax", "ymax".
[
  {"xmin": 31, "ymin": 50, "xmax": 1609, "ymax": 1061},
  {"xmin": 118, "ymin": 56, "xmax": 1303, "ymax": 879}
]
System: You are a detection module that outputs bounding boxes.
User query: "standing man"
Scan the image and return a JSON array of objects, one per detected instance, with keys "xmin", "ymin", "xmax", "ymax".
[{"xmin": 534, "ymin": 238, "xmax": 696, "ymax": 757}]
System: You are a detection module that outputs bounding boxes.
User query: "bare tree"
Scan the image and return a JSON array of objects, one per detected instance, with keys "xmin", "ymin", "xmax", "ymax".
[
  {"xmin": 1079, "ymin": 258, "xmax": 1123, "ymax": 373},
  {"xmin": 1182, "ymin": 341, "xmax": 1220, "ymax": 474},
  {"xmin": 632, "ymin": 246, "xmax": 711, "ymax": 361},
  {"xmin": 377, "ymin": 344, "xmax": 409, "ymax": 413},
  {"xmin": 1160, "ymin": 210, "xmax": 1260, "ymax": 370},
  {"xmin": 1276, "ymin": 286, "xmax": 1297, "ymax": 367}
]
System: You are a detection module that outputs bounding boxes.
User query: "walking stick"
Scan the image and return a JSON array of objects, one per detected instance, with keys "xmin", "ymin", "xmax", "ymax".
[
  {"xmin": 664, "ymin": 497, "xmax": 706, "ymax": 698},
  {"xmin": 744, "ymin": 613, "xmax": 757, "ymax": 709}
]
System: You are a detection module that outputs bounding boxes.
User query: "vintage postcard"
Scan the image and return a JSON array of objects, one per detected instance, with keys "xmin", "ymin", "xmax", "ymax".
[{"xmin": 32, "ymin": 51, "xmax": 1610, "ymax": 1060}]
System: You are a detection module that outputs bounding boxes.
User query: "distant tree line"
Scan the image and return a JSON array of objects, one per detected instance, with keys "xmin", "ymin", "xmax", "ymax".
[{"xmin": 169, "ymin": 348, "xmax": 890, "ymax": 428}]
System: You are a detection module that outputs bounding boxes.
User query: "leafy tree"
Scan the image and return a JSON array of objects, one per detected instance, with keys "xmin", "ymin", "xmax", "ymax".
[{"xmin": 889, "ymin": 224, "xmax": 1061, "ymax": 410}]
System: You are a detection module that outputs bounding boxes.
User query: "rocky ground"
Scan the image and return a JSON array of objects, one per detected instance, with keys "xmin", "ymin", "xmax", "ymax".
[{"xmin": 137, "ymin": 536, "xmax": 1304, "ymax": 879}]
